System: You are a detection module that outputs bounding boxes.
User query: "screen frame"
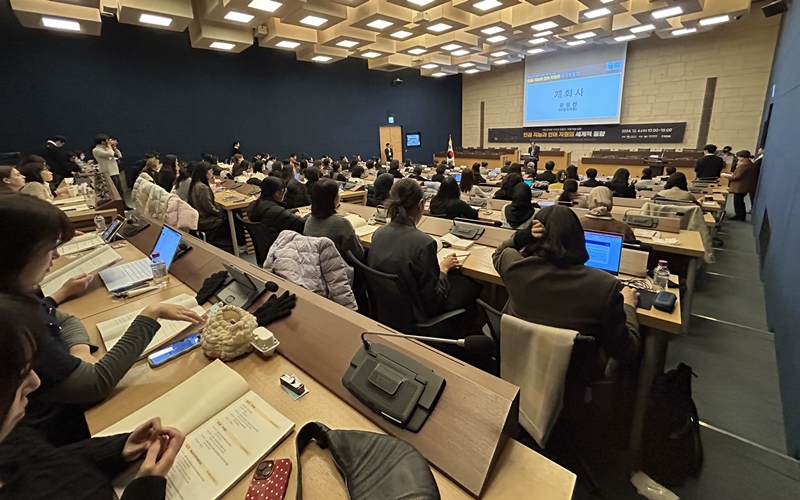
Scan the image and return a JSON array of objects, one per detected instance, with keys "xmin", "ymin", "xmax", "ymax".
[
  {"xmin": 406, "ymin": 132, "xmax": 422, "ymax": 148},
  {"xmin": 151, "ymin": 224, "xmax": 183, "ymax": 271},
  {"xmin": 584, "ymin": 230, "xmax": 624, "ymax": 275}
]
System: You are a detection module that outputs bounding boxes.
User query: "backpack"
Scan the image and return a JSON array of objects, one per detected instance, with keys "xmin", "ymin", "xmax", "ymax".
[{"xmin": 641, "ymin": 363, "xmax": 703, "ymax": 486}]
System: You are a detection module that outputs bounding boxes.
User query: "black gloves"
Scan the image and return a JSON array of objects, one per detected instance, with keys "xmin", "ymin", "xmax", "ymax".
[
  {"xmin": 254, "ymin": 291, "xmax": 297, "ymax": 327},
  {"xmin": 196, "ymin": 270, "xmax": 228, "ymax": 305}
]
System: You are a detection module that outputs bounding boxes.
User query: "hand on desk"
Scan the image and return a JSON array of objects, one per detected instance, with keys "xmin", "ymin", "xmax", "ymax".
[
  {"xmin": 50, "ymin": 273, "xmax": 94, "ymax": 305},
  {"xmin": 440, "ymin": 254, "xmax": 461, "ymax": 273},
  {"xmin": 141, "ymin": 304, "xmax": 204, "ymax": 324},
  {"xmin": 622, "ymin": 287, "xmax": 640, "ymax": 308}
]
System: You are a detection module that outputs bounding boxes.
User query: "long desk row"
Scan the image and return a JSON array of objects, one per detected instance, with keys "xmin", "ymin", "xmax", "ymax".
[{"xmin": 57, "ymin": 225, "xmax": 576, "ymax": 499}]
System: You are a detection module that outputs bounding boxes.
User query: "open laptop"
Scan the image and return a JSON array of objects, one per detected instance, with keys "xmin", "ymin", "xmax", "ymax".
[
  {"xmin": 584, "ymin": 230, "xmax": 624, "ymax": 275},
  {"xmin": 99, "ymin": 224, "xmax": 183, "ymax": 292},
  {"xmin": 450, "ymin": 173, "xmax": 462, "ymax": 183}
]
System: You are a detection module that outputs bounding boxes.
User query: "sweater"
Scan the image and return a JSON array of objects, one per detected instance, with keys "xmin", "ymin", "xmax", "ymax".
[
  {"xmin": 654, "ymin": 187, "xmax": 699, "ymax": 204},
  {"xmin": 303, "ymin": 214, "xmax": 364, "ymax": 261},
  {"xmin": 20, "ymin": 182, "xmax": 53, "ymax": 201},
  {"xmin": 579, "ymin": 215, "xmax": 636, "ymax": 242},
  {"xmin": 0, "ymin": 427, "xmax": 165, "ymax": 500},
  {"xmin": 92, "ymin": 145, "xmax": 121, "ymax": 176}
]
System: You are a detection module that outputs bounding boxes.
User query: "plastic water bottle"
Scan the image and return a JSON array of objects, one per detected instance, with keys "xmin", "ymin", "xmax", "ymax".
[
  {"xmin": 653, "ymin": 260, "xmax": 670, "ymax": 291},
  {"xmin": 150, "ymin": 252, "xmax": 169, "ymax": 289},
  {"xmin": 94, "ymin": 215, "xmax": 106, "ymax": 233}
]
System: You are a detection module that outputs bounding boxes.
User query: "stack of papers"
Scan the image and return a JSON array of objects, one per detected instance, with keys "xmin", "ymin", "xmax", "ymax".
[
  {"xmin": 58, "ymin": 233, "xmax": 106, "ymax": 255},
  {"xmin": 634, "ymin": 229, "xmax": 658, "ymax": 239},
  {"xmin": 40, "ymin": 246, "xmax": 123, "ymax": 296},
  {"xmin": 440, "ymin": 233, "xmax": 474, "ymax": 250}
]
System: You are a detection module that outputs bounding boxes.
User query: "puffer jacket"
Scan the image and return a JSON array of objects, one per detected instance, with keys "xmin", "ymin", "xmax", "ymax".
[
  {"xmin": 132, "ymin": 172, "xmax": 154, "ymax": 214},
  {"xmin": 164, "ymin": 194, "xmax": 199, "ymax": 231},
  {"xmin": 247, "ymin": 198, "xmax": 305, "ymax": 252},
  {"xmin": 641, "ymin": 202, "xmax": 714, "ymax": 264},
  {"xmin": 264, "ymin": 231, "xmax": 357, "ymax": 310}
]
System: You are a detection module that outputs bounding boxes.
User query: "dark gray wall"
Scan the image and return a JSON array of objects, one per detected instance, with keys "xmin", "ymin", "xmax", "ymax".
[{"xmin": 0, "ymin": 5, "xmax": 461, "ymax": 170}]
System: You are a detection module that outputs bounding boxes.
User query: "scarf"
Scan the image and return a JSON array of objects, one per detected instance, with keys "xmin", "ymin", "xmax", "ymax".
[
  {"xmin": 585, "ymin": 186, "xmax": 614, "ymax": 220},
  {"xmin": 506, "ymin": 182, "xmax": 535, "ymax": 228}
]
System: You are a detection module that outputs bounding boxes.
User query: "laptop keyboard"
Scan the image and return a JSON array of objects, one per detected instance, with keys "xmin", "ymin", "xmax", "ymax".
[{"xmin": 123, "ymin": 259, "xmax": 152, "ymax": 282}]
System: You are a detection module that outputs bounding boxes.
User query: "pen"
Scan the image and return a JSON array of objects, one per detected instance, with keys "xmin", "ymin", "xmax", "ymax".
[
  {"xmin": 111, "ymin": 281, "xmax": 149, "ymax": 294},
  {"xmin": 115, "ymin": 286, "xmax": 159, "ymax": 299}
]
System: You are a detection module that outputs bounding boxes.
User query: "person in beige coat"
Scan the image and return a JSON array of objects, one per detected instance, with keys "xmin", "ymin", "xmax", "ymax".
[
  {"xmin": 579, "ymin": 186, "xmax": 636, "ymax": 242},
  {"xmin": 19, "ymin": 162, "xmax": 66, "ymax": 200}
]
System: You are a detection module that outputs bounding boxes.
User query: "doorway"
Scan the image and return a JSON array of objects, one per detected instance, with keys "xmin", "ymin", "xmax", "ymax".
[{"xmin": 379, "ymin": 126, "xmax": 403, "ymax": 164}]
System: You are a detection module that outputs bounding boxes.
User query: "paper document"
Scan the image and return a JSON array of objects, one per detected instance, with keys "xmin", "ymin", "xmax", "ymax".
[
  {"xmin": 437, "ymin": 249, "xmax": 470, "ymax": 265},
  {"xmin": 59, "ymin": 204, "xmax": 91, "ymax": 212},
  {"xmin": 58, "ymin": 233, "xmax": 106, "ymax": 255},
  {"xmin": 633, "ymin": 229, "xmax": 658, "ymax": 239},
  {"xmin": 53, "ymin": 195, "xmax": 87, "ymax": 206},
  {"xmin": 40, "ymin": 245, "xmax": 122, "ymax": 297},
  {"xmin": 440, "ymin": 233, "xmax": 474, "ymax": 250},
  {"xmin": 344, "ymin": 214, "xmax": 379, "ymax": 236}
]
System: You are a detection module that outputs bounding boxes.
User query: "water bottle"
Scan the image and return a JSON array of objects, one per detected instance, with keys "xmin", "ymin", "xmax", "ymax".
[
  {"xmin": 653, "ymin": 260, "xmax": 670, "ymax": 291},
  {"xmin": 150, "ymin": 252, "xmax": 169, "ymax": 289},
  {"xmin": 94, "ymin": 215, "xmax": 106, "ymax": 233}
]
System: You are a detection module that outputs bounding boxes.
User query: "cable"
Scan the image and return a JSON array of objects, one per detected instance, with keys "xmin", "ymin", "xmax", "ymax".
[{"xmin": 619, "ymin": 278, "xmax": 652, "ymax": 291}]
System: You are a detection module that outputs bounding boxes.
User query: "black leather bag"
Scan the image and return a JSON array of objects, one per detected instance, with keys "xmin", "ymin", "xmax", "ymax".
[{"xmin": 295, "ymin": 422, "xmax": 440, "ymax": 500}]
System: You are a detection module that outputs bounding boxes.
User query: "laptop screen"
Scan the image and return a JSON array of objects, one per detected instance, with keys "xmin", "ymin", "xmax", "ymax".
[
  {"xmin": 151, "ymin": 225, "xmax": 183, "ymax": 271},
  {"xmin": 524, "ymin": 179, "xmax": 533, "ymax": 186},
  {"xmin": 294, "ymin": 172, "xmax": 300, "ymax": 180},
  {"xmin": 584, "ymin": 230, "xmax": 624, "ymax": 274},
  {"xmin": 451, "ymin": 173, "xmax": 461, "ymax": 183}
]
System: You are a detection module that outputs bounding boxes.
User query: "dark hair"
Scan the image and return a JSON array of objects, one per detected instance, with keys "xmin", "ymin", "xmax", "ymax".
[
  {"xmin": 188, "ymin": 161, "xmax": 213, "ymax": 207},
  {"xmin": 413, "ymin": 165, "xmax": 423, "ymax": 176},
  {"xmin": 497, "ymin": 173, "xmax": 523, "ymax": 197},
  {"xmin": 300, "ymin": 160, "xmax": 309, "ymax": 171},
  {"xmin": 566, "ymin": 165, "xmax": 579, "ymax": 180},
  {"xmin": 389, "ymin": 159, "xmax": 400, "ymax": 171},
  {"xmin": 0, "ymin": 293, "xmax": 43, "ymax": 429},
  {"xmin": 349, "ymin": 159, "xmax": 359, "ymax": 171},
  {"xmin": 386, "ymin": 143, "xmax": 390, "ymax": 147},
  {"xmin": 0, "ymin": 195, "xmax": 74, "ymax": 293},
  {"xmin": 508, "ymin": 163, "xmax": 522, "ymax": 176},
  {"xmin": 430, "ymin": 177, "xmax": 460, "ymax": 214},
  {"xmin": 68, "ymin": 150, "xmax": 81, "ymax": 159},
  {"xmin": 664, "ymin": 172, "xmax": 689, "ymax": 191},
  {"xmin": 331, "ymin": 161, "xmax": 342, "ymax": 172},
  {"xmin": 352, "ymin": 165, "xmax": 365, "ymax": 178},
  {"xmin": 162, "ymin": 154, "xmax": 178, "ymax": 172},
  {"xmin": 557, "ymin": 179, "xmax": 579, "ymax": 204},
  {"xmin": 586, "ymin": 168, "xmax": 598, "ymax": 179},
  {"xmin": 260, "ymin": 176, "xmax": 286, "ymax": 200},
  {"xmin": 609, "ymin": 168, "xmax": 630, "ymax": 186},
  {"xmin": 365, "ymin": 160, "xmax": 374, "ymax": 170},
  {"xmin": 436, "ymin": 164, "xmax": 446, "ymax": 175},
  {"xmin": 310, "ymin": 178, "xmax": 340, "ymax": 219},
  {"xmin": 304, "ymin": 166, "xmax": 321, "ymax": 184},
  {"xmin": 313, "ymin": 159, "xmax": 323, "ymax": 169},
  {"xmin": 19, "ymin": 162, "xmax": 46, "ymax": 183},
  {"xmin": 280, "ymin": 164, "xmax": 295, "ymax": 182},
  {"xmin": 641, "ymin": 167, "xmax": 653, "ymax": 180},
  {"xmin": 703, "ymin": 144, "xmax": 718, "ymax": 154},
  {"xmin": 0, "ymin": 166, "xmax": 17, "ymax": 183},
  {"xmin": 322, "ymin": 158, "xmax": 331, "ymax": 168},
  {"xmin": 385, "ymin": 179, "xmax": 423, "ymax": 224},
  {"xmin": 665, "ymin": 166, "xmax": 677, "ymax": 175},
  {"xmin": 174, "ymin": 162, "xmax": 196, "ymax": 189},
  {"xmin": 481, "ymin": 161, "xmax": 488, "ymax": 168},
  {"xmin": 736, "ymin": 150, "xmax": 753, "ymax": 159},
  {"xmin": 523, "ymin": 205, "xmax": 589, "ymax": 267},
  {"xmin": 94, "ymin": 133, "xmax": 109, "ymax": 145},
  {"xmin": 18, "ymin": 155, "xmax": 46, "ymax": 169},
  {"xmin": 253, "ymin": 160, "xmax": 266, "ymax": 172},
  {"xmin": 459, "ymin": 169, "xmax": 475, "ymax": 194},
  {"xmin": 555, "ymin": 169, "xmax": 567, "ymax": 183},
  {"xmin": 545, "ymin": 161, "xmax": 555, "ymax": 171}
]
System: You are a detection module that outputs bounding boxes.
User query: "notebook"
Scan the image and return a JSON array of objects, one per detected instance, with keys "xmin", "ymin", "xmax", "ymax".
[
  {"xmin": 96, "ymin": 294, "xmax": 206, "ymax": 357},
  {"xmin": 437, "ymin": 249, "xmax": 470, "ymax": 265},
  {"xmin": 98, "ymin": 361, "xmax": 295, "ymax": 500},
  {"xmin": 440, "ymin": 233, "xmax": 474, "ymax": 250},
  {"xmin": 343, "ymin": 214, "xmax": 379, "ymax": 236},
  {"xmin": 40, "ymin": 245, "xmax": 123, "ymax": 297}
]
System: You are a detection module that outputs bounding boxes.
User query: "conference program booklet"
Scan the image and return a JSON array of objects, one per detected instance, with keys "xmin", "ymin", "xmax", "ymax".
[
  {"xmin": 58, "ymin": 232, "xmax": 107, "ymax": 255},
  {"xmin": 99, "ymin": 360, "xmax": 295, "ymax": 500},
  {"xmin": 39, "ymin": 245, "xmax": 123, "ymax": 297},
  {"xmin": 343, "ymin": 214, "xmax": 380, "ymax": 236}
]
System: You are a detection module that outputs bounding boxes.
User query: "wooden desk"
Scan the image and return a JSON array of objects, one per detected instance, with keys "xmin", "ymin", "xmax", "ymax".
[
  {"xmin": 579, "ymin": 157, "xmax": 698, "ymax": 181},
  {"xmin": 435, "ymin": 150, "xmax": 519, "ymax": 171}
]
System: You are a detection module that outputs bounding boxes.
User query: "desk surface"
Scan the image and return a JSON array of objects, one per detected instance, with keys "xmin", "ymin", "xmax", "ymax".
[{"xmin": 59, "ymin": 232, "xmax": 576, "ymax": 499}]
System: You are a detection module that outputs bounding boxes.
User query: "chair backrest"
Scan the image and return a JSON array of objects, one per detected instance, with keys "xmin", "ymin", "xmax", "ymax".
[
  {"xmin": 476, "ymin": 299, "xmax": 501, "ymax": 345},
  {"xmin": 348, "ymin": 255, "xmax": 422, "ymax": 333},
  {"xmin": 235, "ymin": 214, "xmax": 270, "ymax": 266},
  {"xmin": 344, "ymin": 250, "xmax": 370, "ymax": 316}
]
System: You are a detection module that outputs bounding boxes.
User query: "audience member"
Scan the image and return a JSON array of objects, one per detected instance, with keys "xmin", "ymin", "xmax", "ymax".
[
  {"xmin": 579, "ymin": 187, "xmax": 636, "ymax": 242},
  {"xmin": 388, "ymin": 159, "xmax": 404, "ymax": 179},
  {"xmin": 635, "ymin": 167, "xmax": 658, "ymax": 191},
  {"xmin": 0, "ymin": 166, "xmax": 25, "ymax": 195},
  {"xmin": 408, "ymin": 165, "xmax": 426, "ymax": 181},
  {"xmin": 431, "ymin": 164, "xmax": 446, "ymax": 183},
  {"xmin": 368, "ymin": 173, "xmax": 394, "ymax": 207},
  {"xmin": 605, "ymin": 168, "xmax": 636, "ymax": 198},
  {"xmin": 566, "ymin": 164, "xmax": 579, "ymax": 181},
  {"xmin": 280, "ymin": 164, "xmax": 310, "ymax": 208},
  {"xmin": 581, "ymin": 168, "xmax": 603, "ymax": 187},
  {"xmin": 655, "ymin": 172, "xmax": 698, "ymax": 204},
  {"xmin": 494, "ymin": 173, "xmax": 523, "ymax": 200},
  {"xmin": 173, "ymin": 162, "xmax": 195, "ymax": 201},
  {"xmin": 695, "ymin": 144, "xmax": 725, "ymax": 180},
  {"xmin": 247, "ymin": 177, "xmax": 306, "ymax": 251},
  {"xmin": 536, "ymin": 161, "xmax": 557, "ymax": 183},
  {"xmin": 303, "ymin": 166, "xmax": 322, "ymax": 198},
  {"xmin": 459, "ymin": 169, "xmax": 488, "ymax": 199},
  {"xmin": 188, "ymin": 162, "xmax": 243, "ymax": 250},
  {"xmin": 508, "ymin": 163, "xmax": 522, "ymax": 177},
  {"xmin": 329, "ymin": 161, "xmax": 347, "ymax": 182},
  {"xmin": 557, "ymin": 179, "xmax": 587, "ymax": 208},
  {"xmin": 502, "ymin": 182, "xmax": 535, "ymax": 229},
  {"xmin": 92, "ymin": 134, "xmax": 123, "ymax": 194},
  {"xmin": 39, "ymin": 135, "xmax": 78, "ymax": 188},
  {"xmin": 472, "ymin": 162, "xmax": 486, "ymax": 184},
  {"xmin": 304, "ymin": 178, "xmax": 364, "ymax": 261},
  {"xmin": 156, "ymin": 155, "xmax": 178, "ymax": 193},
  {"xmin": 19, "ymin": 162, "xmax": 58, "ymax": 200},
  {"xmin": 549, "ymin": 170, "xmax": 568, "ymax": 190},
  {"xmin": 430, "ymin": 178, "xmax": 478, "ymax": 220},
  {"xmin": 727, "ymin": 150, "xmax": 757, "ymax": 221}
]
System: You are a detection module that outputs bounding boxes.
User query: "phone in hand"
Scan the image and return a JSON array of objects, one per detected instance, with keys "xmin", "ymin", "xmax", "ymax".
[{"xmin": 147, "ymin": 334, "xmax": 201, "ymax": 368}]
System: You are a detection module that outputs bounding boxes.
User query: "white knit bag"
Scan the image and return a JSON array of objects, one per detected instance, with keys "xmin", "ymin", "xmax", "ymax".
[{"xmin": 202, "ymin": 305, "xmax": 258, "ymax": 361}]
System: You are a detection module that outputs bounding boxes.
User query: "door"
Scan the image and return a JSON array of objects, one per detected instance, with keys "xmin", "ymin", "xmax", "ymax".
[{"xmin": 379, "ymin": 126, "xmax": 403, "ymax": 164}]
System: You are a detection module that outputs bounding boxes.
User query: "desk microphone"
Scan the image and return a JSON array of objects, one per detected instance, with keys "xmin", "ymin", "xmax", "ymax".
[
  {"xmin": 265, "ymin": 281, "xmax": 279, "ymax": 293},
  {"xmin": 360, "ymin": 332, "xmax": 495, "ymax": 356}
]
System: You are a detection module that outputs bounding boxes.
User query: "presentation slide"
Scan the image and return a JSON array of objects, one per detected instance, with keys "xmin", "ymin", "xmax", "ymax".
[{"xmin": 523, "ymin": 43, "xmax": 628, "ymax": 127}]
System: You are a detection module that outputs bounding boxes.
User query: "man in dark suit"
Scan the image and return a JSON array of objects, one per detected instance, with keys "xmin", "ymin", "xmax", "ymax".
[
  {"xmin": 384, "ymin": 143, "xmax": 393, "ymax": 163},
  {"xmin": 40, "ymin": 135, "xmax": 79, "ymax": 189},
  {"xmin": 527, "ymin": 141, "xmax": 540, "ymax": 169}
]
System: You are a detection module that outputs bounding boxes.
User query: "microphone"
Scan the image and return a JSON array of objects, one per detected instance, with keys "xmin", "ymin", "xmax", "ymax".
[
  {"xmin": 360, "ymin": 332, "xmax": 495, "ymax": 356},
  {"xmin": 265, "ymin": 281, "xmax": 279, "ymax": 293}
]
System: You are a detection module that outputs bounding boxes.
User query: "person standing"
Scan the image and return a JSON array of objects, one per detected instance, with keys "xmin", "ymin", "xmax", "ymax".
[
  {"xmin": 724, "ymin": 150, "xmax": 758, "ymax": 221},
  {"xmin": 384, "ymin": 143, "xmax": 393, "ymax": 163},
  {"xmin": 527, "ymin": 141, "xmax": 540, "ymax": 170},
  {"xmin": 40, "ymin": 135, "xmax": 78, "ymax": 189},
  {"xmin": 92, "ymin": 134, "xmax": 123, "ymax": 195},
  {"xmin": 694, "ymin": 144, "xmax": 724, "ymax": 180}
]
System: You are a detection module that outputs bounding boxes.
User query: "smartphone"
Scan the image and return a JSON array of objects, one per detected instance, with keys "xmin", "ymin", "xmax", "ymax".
[
  {"xmin": 147, "ymin": 334, "xmax": 201, "ymax": 367},
  {"xmin": 246, "ymin": 459, "xmax": 292, "ymax": 500}
]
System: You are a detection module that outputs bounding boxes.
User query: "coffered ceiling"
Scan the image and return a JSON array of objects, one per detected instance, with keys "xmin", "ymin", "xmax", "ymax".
[{"xmin": 10, "ymin": 0, "xmax": 755, "ymax": 77}]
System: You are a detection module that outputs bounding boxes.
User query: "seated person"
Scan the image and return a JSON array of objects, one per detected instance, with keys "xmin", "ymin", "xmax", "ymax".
[
  {"xmin": 304, "ymin": 166, "xmax": 321, "ymax": 198},
  {"xmin": 429, "ymin": 177, "xmax": 478, "ymax": 220},
  {"xmin": 508, "ymin": 163, "xmax": 522, "ymax": 177},
  {"xmin": 304, "ymin": 178, "xmax": 364, "ymax": 261},
  {"xmin": 388, "ymin": 159, "xmax": 404, "ymax": 179},
  {"xmin": 407, "ymin": 165, "xmax": 426, "ymax": 181},
  {"xmin": 548, "ymin": 170, "xmax": 568, "ymax": 191},
  {"xmin": 557, "ymin": 179, "xmax": 588, "ymax": 208},
  {"xmin": 173, "ymin": 162, "xmax": 195, "ymax": 201},
  {"xmin": 501, "ymin": 183, "xmax": 536, "ymax": 229},
  {"xmin": 605, "ymin": 168, "xmax": 636, "ymax": 198},
  {"xmin": 368, "ymin": 179, "xmax": 482, "ymax": 323},
  {"xmin": 19, "ymin": 162, "xmax": 61, "ymax": 200},
  {"xmin": 566, "ymin": 164, "xmax": 579, "ymax": 181},
  {"xmin": 431, "ymin": 164, "xmax": 446, "ymax": 183},
  {"xmin": 368, "ymin": 173, "xmax": 394, "ymax": 207},
  {"xmin": 188, "ymin": 162, "xmax": 245, "ymax": 251},
  {"xmin": 535, "ymin": 161, "xmax": 557, "ymax": 183},
  {"xmin": 157, "ymin": 155, "xmax": 179, "ymax": 194},
  {"xmin": 580, "ymin": 168, "xmax": 603, "ymax": 187},
  {"xmin": 493, "ymin": 173, "xmax": 523, "ymax": 200},
  {"xmin": 280, "ymin": 164, "xmax": 311, "ymax": 209},
  {"xmin": 0, "ymin": 166, "xmax": 25, "ymax": 195},
  {"xmin": 579, "ymin": 187, "xmax": 636, "ymax": 242},
  {"xmin": 350, "ymin": 165, "xmax": 366, "ymax": 183},
  {"xmin": 247, "ymin": 177, "xmax": 306, "ymax": 251},
  {"xmin": 0, "ymin": 195, "xmax": 201, "ymax": 446},
  {"xmin": 654, "ymin": 172, "xmax": 699, "ymax": 204},
  {"xmin": 660, "ymin": 165, "xmax": 677, "ymax": 181},
  {"xmin": 500, "ymin": 160, "xmax": 512, "ymax": 173},
  {"xmin": 523, "ymin": 161, "xmax": 537, "ymax": 177},
  {"xmin": 459, "ymin": 169, "xmax": 488, "ymax": 199},
  {"xmin": 472, "ymin": 162, "xmax": 486, "ymax": 184},
  {"xmin": 635, "ymin": 167, "xmax": 659, "ymax": 191},
  {"xmin": 492, "ymin": 205, "xmax": 641, "ymax": 394},
  {"xmin": 328, "ymin": 161, "xmax": 347, "ymax": 182}
]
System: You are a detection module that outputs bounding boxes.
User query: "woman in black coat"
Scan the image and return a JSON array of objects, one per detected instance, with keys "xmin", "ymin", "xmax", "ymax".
[
  {"xmin": 247, "ymin": 177, "xmax": 306, "ymax": 251},
  {"xmin": 605, "ymin": 168, "xmax": 636, "ymax": 198},
  {"xmin": 368, "ymin": 173, "xmax": 394, "ymax": 207},
  {"xmin": 429, "ymin": 177, "xmax": 478, "ymax": 220}
]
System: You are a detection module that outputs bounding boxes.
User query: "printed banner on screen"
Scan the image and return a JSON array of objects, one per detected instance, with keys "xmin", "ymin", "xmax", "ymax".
[{"xmin": 488, "ymin": 123, "xmax": 686, "ymax": 144}]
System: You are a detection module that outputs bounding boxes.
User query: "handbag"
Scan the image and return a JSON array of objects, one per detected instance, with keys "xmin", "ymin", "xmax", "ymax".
[{"xmin": 295, "ymin": 422, "xmax": 440, "ymax": 500}]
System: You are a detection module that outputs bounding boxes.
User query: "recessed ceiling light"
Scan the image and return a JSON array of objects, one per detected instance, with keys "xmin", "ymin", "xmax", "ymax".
[
  {"xmin": 300, "ymin": 15, "xmax": 328, "ymax": 27},
  {"xmin": 600, "ymin": 0, "xmax": 613, "ymax": 3},
  {"xmin": 491, "ymin": 51, "xmax": 509, "ymax": 57},
  {"xmin": 473, "ymin": 0, "xmax": 502, "ymax": 11},
  {"xmin": 421, "ymin": 63, "xmax": 439, "ymax": 69},
  {"xmin": 700, "ymin": 14, "xmax": 730, "ymax": 26},
  {"xmin": 465, "ymin": 69, "xmax": 480, "ymax": 74},
  {"xmin": 249, "ymin": 0, "xmax": 282, "ymax": 12},
  {"xmin": 390, "ymin": 30, "xmax": 413, "ymax": 39},
  {"xmin": 574, "ymin": 31, "xmax": 596, "ymax": 39},
  {"xmin": 615, "ymin": 35, "xmax": 636, "ymax": 42},
  {"xmin": 527, "ymin": 48, "xmax": 545, "ymax": 54},
  {"xmin": 672, "ymin": 28, "xmax": 697, "ymax": 36},
  {"xmin": 441, "ymin": 43, "xmax": 462, "ymax": 51},
  {"xmin": 336, "ymin": 40, "xmax": 359, "ymax": 48},
  {"xmin": 481, "ymin": 26, "xmax": 505, "ymax": 35},
  {"xmin": 486, "ymin": 35, "xmax": 507, "ymax": 43},
  {"xmin": 408, "ymin": 48, "xmax": 427, "ymax": 55},
  {"xmin": 427, "ymin": 23, "xmax": 453, "ymax": 33},
  {"xmin": 361, "ymin": 51, "xmax": 382, "ymax": 58},
  {"xmin": 450, "ymin": 49, "xmax": 470, "ymax": 56},
  {"xmin": 652, "ymin": 6, "xmax": 683, "ymax": 19},
  {"xmin": 41, "ymin": 17, "xmax": 81, "ymax": 31},
  {"xmin": 408, "ymin": 0, "xmax": 436, "ymax": 5},
  {"xmin": 494, "ymin": 59, "xmax": 511, "ymax": 65},
  {"xmin": 567, "ymin": 40, "xmax": 587, "ymax": 46},
  {"xmin": 276, "ymin": 40, "xmax": 301, "ymax": 49},
  {"xmin": 583, "ymin": 7, "xmax": 610, "ymax": 19},
  {"xmin": 367, "ymin": 19, "xmax": 394, "ymax": 30},
  {"xmin": 224, "ymin": 11, "xmax": 254, "ymax": 23},
  {"xmin": 459, "ymin": 62, "xmax": 475, "ymax": 67},
  {"xmin": 312, "ymin": 55, "xmax": 333, "ymax": 62},
  {"xmin": 532, "ymin": 21, "xmax": 558, "ymax": 31},
  {"xmin": 210, "ymin": 41, "xmax": 236, "ymax": 50},
  {"xmin": 528, "ymin": 38, "xmax": 548, "ymax": 45},
  {"xmin": 535, "ymin": 30, "xmax": 553, "ymax": 37},
  {"xmin": 432, "ymin": 72, "xmax": 447, "ymax": 77},
  {"xmin": 630, "ymin": 24, "xmax": 655, "ymax": 33},
  {"xmin": 139, "ymin": 13, "xmax": 172, "ymax": 27}
]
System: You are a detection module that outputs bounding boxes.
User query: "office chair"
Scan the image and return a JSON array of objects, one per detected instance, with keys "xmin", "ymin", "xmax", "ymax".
[
  {"xmin": 343, "ymin": 250, "xmax": 371, "ymax": 316},
  {"xmin": 235, "ymin": 214, "xmax": 269, "ymax": 266}
]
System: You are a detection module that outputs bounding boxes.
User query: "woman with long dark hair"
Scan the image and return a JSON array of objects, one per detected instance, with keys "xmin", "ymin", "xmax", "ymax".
[
  {"xmin": 557, "ymin": 179, "xmax": 588, "ymax": 208},
  {"xmin": 459, "ymin": 169, "xmax": 488, "ymax": 199},
  {"xmin": 304, "ymin": 166, "xmax": 322, "ymax": 198},
  {"xmin": 173, "ymin": 161, "xmax": 196, "ymax": 201},
  {"xmin": 157, "ymin": 154, "xmax": 179, "ymax": 193},
  {"xmin": 368, "ymin": 172, "xmax": 394, "ymax": 207},
  {"xmin": 654, "ymin": 172, "xmax": 699, "ymax": 204},
  {"xmin": 304, "ymin": 178, "xmax": 364, "ymax": 260},
  {"xmin": 188, "ymin": 162, "xmax": 244, "ymax": 250},
  {"xmin": 605, "ymin": 168, "xmax": 636, "ymax": 198},
  {"xmin": 19, "ymin": 162, "xmax": 56, "ymax": 200},
  {"xmin": 429, "ymin": 177, "xmax": 478, "ymax": 220},
  {"xmin": 493, "ymin": 173, "xmax": 523, "ymax": 200}
]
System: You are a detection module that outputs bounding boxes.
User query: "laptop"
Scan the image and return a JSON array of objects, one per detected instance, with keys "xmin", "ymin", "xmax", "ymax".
[
  {"xmin": 584, "ymin": 230, "xmax": 624, "ymax": 275},
  {"xmin": 451, "ymin": 173, "xmax": 462, "ymax": 183},
  {"xmin": 99, "ymin": 224, "xmax": 183, "ymax": 292}
]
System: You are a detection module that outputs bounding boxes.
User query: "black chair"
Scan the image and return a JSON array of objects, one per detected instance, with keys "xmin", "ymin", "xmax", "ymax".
[
  {"xmin": 343, "ymin": 250, "xmax": 371, "ymax": 316},
  {"xmin": 348, "ymin": 252, "xmax": 465, "ymax": 338},
  {"xmin": 235, "ymin": 214, "xmax": 269, "ymax": 266}
]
